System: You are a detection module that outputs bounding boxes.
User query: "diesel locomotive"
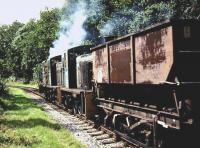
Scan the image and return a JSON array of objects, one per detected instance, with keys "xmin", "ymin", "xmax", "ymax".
[{"xmin": 39, "ymin": 19, "xmax": 200, "ymax": 148}]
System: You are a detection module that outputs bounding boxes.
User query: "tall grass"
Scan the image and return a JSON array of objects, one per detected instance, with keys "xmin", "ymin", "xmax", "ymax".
[{"xmin": 0, "ymin": 87, "xmax": 85, "ymax": 148}]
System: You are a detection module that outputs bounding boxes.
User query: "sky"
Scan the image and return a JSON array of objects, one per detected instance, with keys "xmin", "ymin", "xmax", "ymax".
[{"xmin": 0, "ymin": 0, "xmax": 65, "ymax": 25}]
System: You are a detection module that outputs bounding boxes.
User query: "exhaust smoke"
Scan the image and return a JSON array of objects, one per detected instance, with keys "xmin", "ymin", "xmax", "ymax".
[{"xmin": 49, "ymin": 1, "xmax": 87, "ymax": 58}]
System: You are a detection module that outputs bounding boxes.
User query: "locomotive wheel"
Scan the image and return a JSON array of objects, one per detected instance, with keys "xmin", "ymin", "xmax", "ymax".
[
  {"xmin": 64, "ymin": 97, "xmax": 73, "ymax": 109},
  {"xmin": 64, "ymin": 99, "xmax": 68, "ymax": 109},
  {"xmin": 73, "ymin": 100, "xmax": 81, "ymax": 115},
  {"xmin": 73, "ymin": 101, "xmax": 76, "ymax": 115},
  {"xmin": 73, "ymin": 105, "xmax": 77, "ymax": 115},
  {"xmin": 112, "ymin": 114, "xmax": 126, "ymax": 132}
]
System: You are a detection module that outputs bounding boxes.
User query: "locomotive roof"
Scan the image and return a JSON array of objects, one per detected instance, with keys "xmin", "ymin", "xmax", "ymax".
[
  {"xmin": 63, "ymin": 45, "xmax": 93, "ymax": 54},
  {"xmin": 48, "ymin": 45, "xmax": 93, "ymax": 59},
  {"xmin": 50, "ymin": 55, "xmax": 61, "ymax": 61},
  {"xmin": 91, "ymin": 19, "xmax": 199, "ymax": 51}
]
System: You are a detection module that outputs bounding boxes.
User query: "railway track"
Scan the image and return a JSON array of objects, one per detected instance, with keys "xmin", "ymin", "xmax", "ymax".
[{"xmin": 15, "ymin": 86, "xmax": 139, "ymax": 148}]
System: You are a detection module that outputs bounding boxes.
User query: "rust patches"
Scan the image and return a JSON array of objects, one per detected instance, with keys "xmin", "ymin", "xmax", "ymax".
[
  {"xmin": 109, "ymin": 39, "xmax": 132, "ymax": 83},
  {"xmin": 93, "ymin": 46, "xmax": 109, "ymax": 83},
  {"xmin": 109, "ymin": 40, "xmax": 130, "ymax": 53},
  {"xmin": 135, "ymin": 26, "xmax": 174, "ymax": 84},
  {"xmin": 138, "ymin": 28, "xmax": 168, "ymax": 69}
]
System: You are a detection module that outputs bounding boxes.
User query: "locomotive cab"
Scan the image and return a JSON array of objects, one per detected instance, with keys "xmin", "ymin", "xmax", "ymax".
[
  {"xmin": 58, "ymin": 45, "xmax": 96, "ymax": 119},
  {"xmin": 76, "ymin": 53, "xmax": 93, "ymax": 90},
  {"xmin": 50, "ymin": 55, "xmax": 62, "ymax": 86}
]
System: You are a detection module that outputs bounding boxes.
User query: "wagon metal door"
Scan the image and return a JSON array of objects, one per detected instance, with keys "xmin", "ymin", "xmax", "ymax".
[{"xmin": 109, "ymin": 38, "xmax": 133, "ymax": 84}]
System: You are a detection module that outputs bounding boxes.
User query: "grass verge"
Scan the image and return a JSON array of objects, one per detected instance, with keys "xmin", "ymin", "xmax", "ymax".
[
  {"xmin": 7, "ymin": 81, "xmax": 38, "ymax": 89},
  {"xmin": 0, "ymin": 87, "xmax": 86, "ymax": 148}
]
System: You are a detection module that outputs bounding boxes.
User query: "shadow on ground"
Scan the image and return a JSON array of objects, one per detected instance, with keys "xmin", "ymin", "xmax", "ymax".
[
  {"xmin": 1, "ymin": 94, "xmax": 40, "ymax": 111},
  {"xmin": 0, "ymin": 133, "xmax": 41, "ymax": 147},
  {"xmin": 0, "ymin": 118, "xmax": 61, "ymax": 130}
]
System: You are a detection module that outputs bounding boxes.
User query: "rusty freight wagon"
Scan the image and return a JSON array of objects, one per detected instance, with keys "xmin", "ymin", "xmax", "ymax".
[{"xmin": 91, "ymin": 19, "xmax": 200, "ymax": 147}]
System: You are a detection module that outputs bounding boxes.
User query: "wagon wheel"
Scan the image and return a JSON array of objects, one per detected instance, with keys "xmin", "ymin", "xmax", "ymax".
[
  {"xmin": 64, "ymin": 98, "xmax": 69, "ymax": 109},
  {"xmin": 73, "ymin": 98, "xmax": 82, "ymax": 115},
  {"xmin": 73, "ymin": 102, "xmax": 79, "ymax": 115},
  {"xmin": 112, "ymin": 114, "xmax": 125, "ymax": 132},
  {"xmin": 64, "ymin": 96, "xmax": 73, "ymax": 110}
]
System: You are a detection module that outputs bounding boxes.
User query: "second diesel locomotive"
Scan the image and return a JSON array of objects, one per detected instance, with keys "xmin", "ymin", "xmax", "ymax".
[{"xmin": 39, "ymin": 19, "xmax": 200, "ymax": 148}]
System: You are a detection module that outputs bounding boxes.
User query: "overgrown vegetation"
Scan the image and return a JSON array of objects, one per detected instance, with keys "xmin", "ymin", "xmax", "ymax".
[
  {"xmin": 0, "ymin": 8, "xmax": 60, "ymax": 86},
  {"xmin": 0, "ymin": 87, "xmax": 85, "ymax": 148}
]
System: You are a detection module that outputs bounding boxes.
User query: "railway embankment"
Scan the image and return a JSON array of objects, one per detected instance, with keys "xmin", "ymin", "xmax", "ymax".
[{"xmin": 0, "ymin": 87, "xmax": 86, "ymax": 148}]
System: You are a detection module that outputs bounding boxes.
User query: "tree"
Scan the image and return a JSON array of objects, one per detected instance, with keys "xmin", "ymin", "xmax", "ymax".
[
  {"xmin": 12, "ymin": 20, "xmax": 37, "ymax": 82},
  {"xmin": 36, "ymin": 8, "xmax": 61, "ymax": 59},
  {"xmin": 84, "ymin": 0, "xmax": 198, "ymax": 38},
  {"xmin": 128, "ymin": 1, "xmax": 175, "ymax": 33},
  {"xmin": 0, "ymin": 25, "xmax": 10, "ymax": 78},
  {"xmin": 0, "ymin": 22, "xmax": 23, "ymax": 78},
  {"xmin": 174, "ymin": 0, "xmax": 200, "ymax": 19},
  {"xmin": 0, "ymin": 21, "xmax": 23, "ymax": 94},
  {"xmin": 12, "ymin": 8, "xmax": 60, "ymax": 82},
  {"xmin": 82, "ymin": 0, "xmax": 175, "ymax": 40},
  {"xmin": 6, "ymin": 22, "xmax": 24, "ymax": 78}
]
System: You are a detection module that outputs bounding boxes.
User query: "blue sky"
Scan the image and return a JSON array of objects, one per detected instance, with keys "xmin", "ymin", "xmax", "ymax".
[{"xmin": 0, "ymin": 0, "xmax": 65, "ymax": 25}]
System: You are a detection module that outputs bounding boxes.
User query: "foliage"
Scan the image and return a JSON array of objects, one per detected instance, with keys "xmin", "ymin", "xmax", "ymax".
[
  {"xmin": 88, "ymin": 0, "xmax": 176, "ymax": 36},
  {"xmin": 33, "ymin": 64, "xmax": 42, "ymax": 85},
  {"xmin": 0, "ymin": 22, "xmax": 23, "ymax": 78},
  {"xmin": 0, "ymin": 21, "xmax": 24, "ymax": 94},
  {"xmin": 11, "ymin": 8, "xmax": 60, "ymax": 83},
  {"xmin": 12, "ymin": 20, "xmax": 38, "ymax": 83},
  {"xmin": 128, "ymin": 1, "xmax": 175, "ymax": 34},
  {"xmin": 6, "ymin": 22, "xmax": 24, "ymax": 78},
  {"xmin": 83, "ymin": 0, "xmax": 199, "ymax": 38},
  {"xmin": 0, "ymin": 8, "xmax": 60, "ymax": 84},
  {"xmin": 36, "ymin": 8, "xmax": 61, "ymax": 56},
  {"xmin": 174, "ymin": 0, "xmax": 200, "ymax": 19},
  {"xmin": 0, "ymin": 87, "xmax": 85, "ymax": 147}
]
